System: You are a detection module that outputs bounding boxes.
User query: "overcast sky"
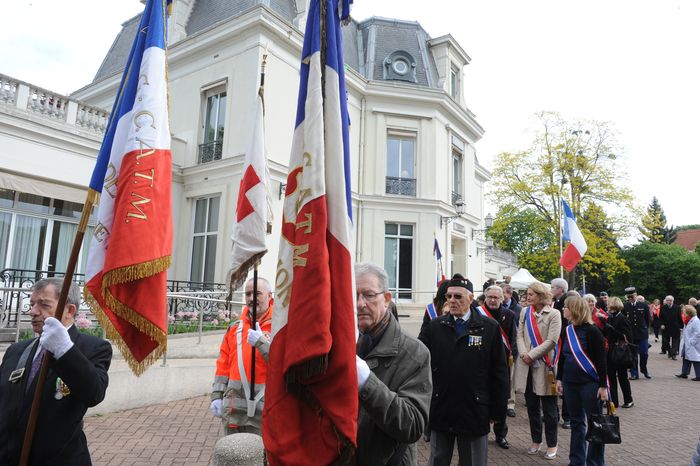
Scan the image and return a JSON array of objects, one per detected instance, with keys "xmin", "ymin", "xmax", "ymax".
[{"xmin": 3, "ymin": 0, "xmax": 698, "ymax": 228}]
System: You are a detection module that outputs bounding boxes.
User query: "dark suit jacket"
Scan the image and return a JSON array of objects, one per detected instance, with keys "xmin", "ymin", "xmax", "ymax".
[{"xmin": 0, "ymin": 326, "xmax": 112, "ymax": 465}]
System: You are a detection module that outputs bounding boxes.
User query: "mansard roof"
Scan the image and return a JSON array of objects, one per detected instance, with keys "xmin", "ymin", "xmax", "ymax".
[{"xmin": 92, "ymin": 3, "xmax": 442, "ymax": 91}]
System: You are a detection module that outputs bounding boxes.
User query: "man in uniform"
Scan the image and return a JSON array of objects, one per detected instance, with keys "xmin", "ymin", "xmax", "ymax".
[
  {"xmin": 354, "ymin": 262, "xmax": 432, "ymax": 465},
  {"xmin": 0, "ymin": 278, "xmax": 112, "ymax": 465},
  {"xmin": 419, "ymin": 275, "xmax": 509, "ymax": 466},
  {"xmin": 622, "ymin": 286, "xmax": 652, "ymax": 379},
  {"xmin": 210, "ymin": 277, "xmax": 273, "ymax": 434}
]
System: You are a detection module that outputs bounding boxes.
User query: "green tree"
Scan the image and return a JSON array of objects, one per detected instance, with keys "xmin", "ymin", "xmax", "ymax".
[
  {"xmin": 639, "ymin": 196, "xmax": 676, "ymax": 243},
  {"xmin": 617, "ymin": 242, "xmax": 700, "ymax": 301},
  {"xmin": 490, "ymin": 111, "xmax": 633, "ymax": 227},
  {"xmin": 489, "ymin": 112, "xmax": 632, "ymax": 289}
]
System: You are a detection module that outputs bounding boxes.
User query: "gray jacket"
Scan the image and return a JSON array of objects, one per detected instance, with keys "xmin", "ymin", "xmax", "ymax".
[{"xmin": 357, "ymin": 315, "xmax": 432, "ymax": 465}]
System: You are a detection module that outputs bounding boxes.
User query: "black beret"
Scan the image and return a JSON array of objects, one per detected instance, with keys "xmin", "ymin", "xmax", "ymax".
[
  {"xmin": 446, "ymin": 274, "xmax": 473, "ymax": 293},
  {"xmin": 599, "ymin": 292, "xmax": 608, "ymax": 297}
]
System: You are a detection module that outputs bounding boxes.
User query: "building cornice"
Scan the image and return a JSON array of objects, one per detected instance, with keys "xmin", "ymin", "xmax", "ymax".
[{"xmin": 427, "ymin": 34, "xmax": 471, "ymax": 65}]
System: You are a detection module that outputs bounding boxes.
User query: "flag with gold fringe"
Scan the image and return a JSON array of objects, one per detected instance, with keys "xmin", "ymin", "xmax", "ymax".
[{"xmin": 84, "ymin": 0, "xmax": 172, "ymax": 376}]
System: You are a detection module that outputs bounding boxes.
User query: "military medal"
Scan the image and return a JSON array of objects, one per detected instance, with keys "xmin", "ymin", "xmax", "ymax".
[{"xmin": 55, "ymin": 377, "xmax": 70, "ymax": 400}]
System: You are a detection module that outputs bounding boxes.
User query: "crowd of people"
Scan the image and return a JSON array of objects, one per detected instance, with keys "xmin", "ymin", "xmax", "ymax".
[
  {"xmin": 207, "ymin": 267, "xmax": 700, "ymax": 465},
  {"xmin": 2, "ymin": 272, "xmax": 696, "ymax": 464}
]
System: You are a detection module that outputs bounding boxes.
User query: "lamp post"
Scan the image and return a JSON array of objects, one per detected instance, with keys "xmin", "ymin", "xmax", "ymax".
[{"xmin": 441, "ymin": 199, "xmax": 465, "ymax": 226}]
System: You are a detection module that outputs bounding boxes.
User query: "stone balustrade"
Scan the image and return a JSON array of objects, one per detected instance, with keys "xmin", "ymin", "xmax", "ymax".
[{"xmin": 0, "ymin": 73, "xmax": 109, "ymax": 135}]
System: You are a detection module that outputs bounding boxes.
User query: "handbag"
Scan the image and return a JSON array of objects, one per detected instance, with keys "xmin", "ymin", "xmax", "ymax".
[
  {"xmin": 610, "ymin": 335, "xmax": 634, "ymax": 369},
  {"xmin": 587, "ymin": 401, "xmax": 622, "ymax": 444}
]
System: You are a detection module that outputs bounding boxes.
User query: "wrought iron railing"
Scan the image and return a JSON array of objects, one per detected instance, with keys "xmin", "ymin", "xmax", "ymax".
[
  {"xmin": 197, "ymin": 140, "xmax": 223, "ymax": 164},
  {"xmin": 0, "ymin": 269, "xmax": 241, "ymax": 341},
  {"xmin": 385, "ymin": 176, "xmax": 416, "ymax": 196}
]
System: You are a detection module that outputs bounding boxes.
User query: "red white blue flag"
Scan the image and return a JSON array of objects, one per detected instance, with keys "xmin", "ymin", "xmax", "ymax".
[
  {"xmin": 560, "ymin": 199, "xmax": 587, "ymax": 272},
  {"xmin": 433, "ymin": 237, "xmax": 445, "ymax": 285},
  {"xmin": 84, "ymin": 0, "xmax": 172, "ymax": 376},
  {"xmin": 263, "ymin": 0, "xmax": 357, "ymax": 464}
]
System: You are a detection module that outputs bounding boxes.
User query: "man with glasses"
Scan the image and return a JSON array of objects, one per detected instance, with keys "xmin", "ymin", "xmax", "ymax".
[
  {"xmin": 210, "ymin": 277, "xmax": 273, "ymax": 435},
  {"xmin": 419, "ymin": 275, "xmax": 509, "ymax": 466},
  {"xmin": 354, "ymin": 262, "xmax": 432, "ymax": 465},
  {"xmin": 482, "ymin": 285, "xmax": 518, "ymax": 445}
]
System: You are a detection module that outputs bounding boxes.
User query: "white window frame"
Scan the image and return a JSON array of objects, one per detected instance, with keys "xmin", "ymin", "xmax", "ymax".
[
  {"xmin": 189, "ymin": 195, "xmax": 220, "ymax": 284},
  {"xmin": 384, "ymin": 222, "xmax": 415, "ymax": 302}
]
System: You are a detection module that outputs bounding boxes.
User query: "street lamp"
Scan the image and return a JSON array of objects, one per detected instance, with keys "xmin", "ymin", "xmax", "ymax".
[
  {"xmin": 441, "ymin": 199, "xmax": 465, "ymax": 226},
  {"xmin": 471, "ymin": 213, "xmax": 494, "ymax": 240}
]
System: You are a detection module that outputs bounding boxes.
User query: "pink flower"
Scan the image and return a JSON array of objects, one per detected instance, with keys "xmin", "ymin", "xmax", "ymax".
[
  {"xmin": 167, "ymin": 315, "xmax": 175, "ymax": 324},
  {"xmin": 211, "ymin": 319, "xmax": 219, "ymax": 326}
]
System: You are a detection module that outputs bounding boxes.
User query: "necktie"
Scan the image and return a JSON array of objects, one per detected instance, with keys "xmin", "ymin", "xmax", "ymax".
[
  {"xmin": 26, "ymin": 346, "xmax": 46, "ymax": 391},
  {"xmin": 455, "ymin": 318, "xmax": 466, "ymax": 337}
]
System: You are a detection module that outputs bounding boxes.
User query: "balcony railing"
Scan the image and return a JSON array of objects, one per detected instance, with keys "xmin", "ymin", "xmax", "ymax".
[
  {"xmin": 0, "ymin": 73, "xmax": 109, "ymax": 135},
  {"xmin": 198, "ymin": 140, "xmax": 223, "ymax": 164},
  {"xmin": 385, "ymin": 176, "xmax": 416, "ymax": 196}
]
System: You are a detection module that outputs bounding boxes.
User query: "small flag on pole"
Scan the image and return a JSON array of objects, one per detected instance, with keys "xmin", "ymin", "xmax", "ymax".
[
  {"xmin": 227, "ymin": 84, "xmax": 273, "ymax": 292},
  {"xmin": 560, "ymin": 200, "xmax": 587, "ymax": 272},
  {"xmin": 262, "ymin": 0, "xmax": 357, "ymax": 464},
  {"xmin": 84, "ymin": 0, "xmax": 172, "ymax": 376},
  {"xmin": 433, "ymin": 237, "xmax": 445, "ymax": 285}
]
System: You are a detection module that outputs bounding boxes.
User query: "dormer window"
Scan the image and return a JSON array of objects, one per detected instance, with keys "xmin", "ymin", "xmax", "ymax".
[
  {"xmin": 383, "ymin": 51, "xmax": 417, "ymax": 83},
  {"xmin": 450, "ymin": 64, "xmax": 459, "ymax": 99}
]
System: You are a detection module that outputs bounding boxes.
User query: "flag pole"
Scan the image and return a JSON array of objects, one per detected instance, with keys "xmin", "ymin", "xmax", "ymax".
[
  {"xmin": 249, "ymin": 263, "xmax": 258, "ymax": 400},
  {"xmin": 559, "ymin": 195, "xmax": 564, "ymax": 279},
  {"xmin": 248, "ymin": 53, "xmax": 267, "ymax": 402},
  {"xmin": 20, "ymin": 189, "xmax": 99, "ymax": 466}
]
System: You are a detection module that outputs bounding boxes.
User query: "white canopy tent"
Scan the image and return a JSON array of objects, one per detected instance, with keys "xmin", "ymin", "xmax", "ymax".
[{"xmin": 508, "ymin": 268, "xmax": 542, "ymax": 290}]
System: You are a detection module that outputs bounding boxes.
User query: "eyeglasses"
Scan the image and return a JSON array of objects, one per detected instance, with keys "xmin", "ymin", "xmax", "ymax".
[
  {"xmin": 356, "ymin": 291, "xmax": 384, "ymax": 302},
  {"xmin": 445, "ymin": 293, "xmax": 464, "ymax": 300},
  {"xmin": 485, "ymin": 296, "xmax": 501, "ymax": 300}
]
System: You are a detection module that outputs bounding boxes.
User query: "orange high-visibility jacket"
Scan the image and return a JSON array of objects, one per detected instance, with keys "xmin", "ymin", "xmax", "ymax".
[{"xmin": 212, "ymin": 301, "xmax": 272, "ymax": 429}]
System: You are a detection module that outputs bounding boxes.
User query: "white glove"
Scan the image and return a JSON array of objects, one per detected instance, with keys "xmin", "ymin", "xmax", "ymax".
[
  {"xmin": 40, "ymin": 317, "xmax": 74, "ymax": 359},
  {"xmin": 356, "ymin": 355, "xmax": 370, "ymax": 390},
  {"xmin": 209, "ymin": 399, "xmax": 223, "ymax": 418},
  {"xmin": 247, "ymin": 323, "xmax": 265, "ymax": 347}
]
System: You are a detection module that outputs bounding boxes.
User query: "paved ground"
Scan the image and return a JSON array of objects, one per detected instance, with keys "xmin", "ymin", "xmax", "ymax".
[{"xmin": 85, "ymin": 342, "xmax": 700, "ymax": 465}]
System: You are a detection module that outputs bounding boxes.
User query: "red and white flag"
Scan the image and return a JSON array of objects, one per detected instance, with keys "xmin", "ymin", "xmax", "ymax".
[
  {"xmin": 227, "ymin": 91, "xmax": 272, "ymax": 291},
  {"xmin": 263, "ymin": 0, "xmax": 358, "ymax": 464},
  {"xmin": 84, "ymin": 0, "xmax": 172, "ymax": 376},
  {"xmin": 560, "ymin": 199, "xmax": 587, "ymax": 272}
]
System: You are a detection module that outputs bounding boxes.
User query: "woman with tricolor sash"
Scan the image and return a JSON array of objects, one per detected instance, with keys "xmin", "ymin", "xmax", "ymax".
[
  {"xmin": 556, "ymin": 295, "xmax": 609, "ymax": 466},
  {"xmin": 514, "ymin": 282, "xmax": 562, "ymax": 460}
]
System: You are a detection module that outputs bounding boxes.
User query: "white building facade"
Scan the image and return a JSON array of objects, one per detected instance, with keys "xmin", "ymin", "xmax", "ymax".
[{"xmin": 2, "ymin": 0, "xmax": 500, "ymax": 316}]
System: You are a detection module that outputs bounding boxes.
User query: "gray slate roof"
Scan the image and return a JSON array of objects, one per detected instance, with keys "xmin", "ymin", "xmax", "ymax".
[{"xmin": 92, "ymin": 2, "xmax": 440, "ymax": 91}]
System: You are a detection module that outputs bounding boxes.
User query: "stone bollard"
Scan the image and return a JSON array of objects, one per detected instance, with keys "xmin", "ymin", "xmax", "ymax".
[{"xmin": 212, "ymin": 433, "xmax": 265, "ymax": 465}]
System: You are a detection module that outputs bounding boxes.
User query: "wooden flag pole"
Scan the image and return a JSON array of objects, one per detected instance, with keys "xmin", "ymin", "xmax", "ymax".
[
  {"xmin": 20, "ymin": 189, "xmax": 99, "ymax": 466},
  {"xmin": 249, "ymin": 264, "xmax": 258, "ymax": 400}
]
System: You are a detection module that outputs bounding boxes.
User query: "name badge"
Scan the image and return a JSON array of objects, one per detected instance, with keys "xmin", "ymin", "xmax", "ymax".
[{"xmin": 9, "ymin": 368, "xmax": 24, "ymax": 383}]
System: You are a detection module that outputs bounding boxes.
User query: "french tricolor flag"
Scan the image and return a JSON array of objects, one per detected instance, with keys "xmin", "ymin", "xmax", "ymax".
[
  {"xmin": 84, "ymin": 0, "xmax": 172, "ymax": 376},
  {"xmin": 560, "ymin": 199, "xmax": 587, "ymax": 272},
  {"xmin": 263, "ymin": 1, "xmax": 357, "ymax": 464}
]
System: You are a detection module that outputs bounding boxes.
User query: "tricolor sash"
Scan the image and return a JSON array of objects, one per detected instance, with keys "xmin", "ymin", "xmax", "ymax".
[
  {"xmin": 565, "ymin": 324, "xmax": 598, "ymax": 382},
  {"xmin": 525, "ymin": 306, "xmax": 554, "ymax": 369},
  {"xmin": 478, "ymin": 305, "xmax": 512, "ymax": 355},
  {"xmin": 426, "ymin": 303, "xmax": 438, "ymax": 320}
]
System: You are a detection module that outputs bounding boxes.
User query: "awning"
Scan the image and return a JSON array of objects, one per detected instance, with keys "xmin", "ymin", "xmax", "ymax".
[{"xmin": 0, "ymin": 170, "xmax": 87, "ymax": 204}]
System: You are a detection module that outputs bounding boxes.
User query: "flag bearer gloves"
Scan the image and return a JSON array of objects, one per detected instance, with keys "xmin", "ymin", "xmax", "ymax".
[
  {"xmin": 40, "ymin": 317, "xmax": 74, "ymax": 359},
  {"xmin": 356, "ymin": 355, "xmax": 370, "ymax": 390},
  {"xmin": 247, "ymin": 322, "xmax": 268, "ymax": 347},
  {"xmin": 209, "ymin": 399, "xmax": 223, "ymax": 417}
]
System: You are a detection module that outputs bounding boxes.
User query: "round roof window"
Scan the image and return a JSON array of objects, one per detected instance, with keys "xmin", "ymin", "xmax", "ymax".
[{"xmin": 392, "ymin": 58, "xmax": 409, "ymax": 75}]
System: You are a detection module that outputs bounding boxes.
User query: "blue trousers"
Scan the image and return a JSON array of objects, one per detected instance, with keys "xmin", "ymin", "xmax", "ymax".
[
  {"xmin": 630, "ymin": 338, "xmax": 649, "ymax": 377},
  {"xmin": 681, "ymin": 358, "xmax": 700, "ymax": 377},
  {"xmin": 563, "ymin": 381, "xmax": 605, "ymax": 466}
]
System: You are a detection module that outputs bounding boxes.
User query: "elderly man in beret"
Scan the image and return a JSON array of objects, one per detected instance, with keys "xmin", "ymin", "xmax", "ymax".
[{"xmin": 419, "ymin": 274, "xmax": 509, "ymax": 466}]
